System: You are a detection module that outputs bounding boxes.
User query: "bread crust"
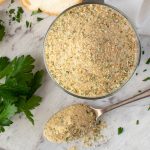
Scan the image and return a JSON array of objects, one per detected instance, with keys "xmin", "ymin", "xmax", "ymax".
[
  {"xmin": 20, "ymin": 0, "xmax": 39, "ymax": 10},
  {"xmin": 20, "ymin": 0, "xmax": 83, "ymax": 16},
  {"xmin": 0, "ymin": 0, "xmax": 6, "ymax": 5}
]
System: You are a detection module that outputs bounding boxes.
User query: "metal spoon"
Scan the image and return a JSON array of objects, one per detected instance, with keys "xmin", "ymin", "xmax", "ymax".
[{"xmin": 90, "ymin": 89, "xmax": 150, "ymax": 122}]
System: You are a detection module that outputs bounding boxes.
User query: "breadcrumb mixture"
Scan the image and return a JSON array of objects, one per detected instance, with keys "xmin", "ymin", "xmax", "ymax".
[
  {"xmin": 43, "ymin": 104, "xmax": 97, "ymax": 143},
  {"xmin": 45, "ymin": 4, "xmax": 138, "ymax": 98}
]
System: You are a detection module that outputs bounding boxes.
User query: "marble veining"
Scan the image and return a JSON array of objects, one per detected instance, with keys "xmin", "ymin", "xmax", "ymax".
[{"xmin": 0, "ymin": 0, "xmax": 150, "ymax": 150}]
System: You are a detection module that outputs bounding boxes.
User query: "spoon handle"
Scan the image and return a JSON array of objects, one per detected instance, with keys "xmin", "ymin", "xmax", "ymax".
[{"xmin": 103, "ymin": 89, "xmax": 150, "ymax": 112}]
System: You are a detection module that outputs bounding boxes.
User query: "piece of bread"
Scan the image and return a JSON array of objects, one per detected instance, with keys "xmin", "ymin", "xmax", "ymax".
[
  {"xmin": 0, "ymin": 0, "xmax": 5, "ymax": 4},
  {"xmin": 20, "ymin": 0, "xmax": 41, "ymax": 11},
  {"xmin": 20, "ymin": 0, "xmax": 83, "ymax": 15}
]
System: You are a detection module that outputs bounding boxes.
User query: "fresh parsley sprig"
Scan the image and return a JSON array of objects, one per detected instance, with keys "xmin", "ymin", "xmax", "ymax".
[{"xmin": 0, "ymin": 55, "xmax": 44, "ymax": 133}]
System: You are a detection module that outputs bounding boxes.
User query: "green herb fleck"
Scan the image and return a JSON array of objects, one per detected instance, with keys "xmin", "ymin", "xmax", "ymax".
[
  {"xmin": 9, "ymin": 9, "xmax": 15, "ymax": 15},
  {"xmin": 118, "ymin": 127, "xmax": 124, "ymax": 135},
  {"xmin": 138, "ymin": 90, "xmax": 142, "ymax": 93},
  {"xmin": 31, "ymin": 8, "xmax": 42, "ymax": 16},
  {"xmin": 26, "ymin": 21, "xmax": 32, "ymax": 28},
  {"xmin": 136, "ymin": 73, "xmax": 138, "ymax": 76},
  {"xmin": 15, "ymin": 7, "xmax": 24, "ymax": 22},
  {"xmin": 136, "ymin": 120, "xmax": 139, "ymax": 125},
  {"xmin": 143, "ymin": 69, "xmax": 147, "ymax": 72},
  {"xmin": 148, "ymin": 105, "xmax": 150, "ymax": 111},
  {"xmin": 8, "ymin": 7, "xmax": 24, "ymax": 23},
  {"xmin": 12, "ymin": 17, "xmax": 15, "ymax": 21},
  {"xmin": 142, "ymin": 51, "xmax": 145, "ymax": 55},
  {"xmin": 143, "ymin": 77, "xmax": 150, "ymax": 81},
  {"xmin": 29, "ymin": 22, "xmax": 32, "ymax": 28},
  {"xmin": 146, "ymin": 58, "xmax": 150, "ymax": 64},
  {"xmin": 37, "ymin": 17, "xmax": 44, "ymax": 22},
  {"xmin": 0, "ymin": 20, "xmax": 5, "ymax": 41},
  {"xmin": 26, "ymin": 21, "xmax": 29, "ymax": 28}
]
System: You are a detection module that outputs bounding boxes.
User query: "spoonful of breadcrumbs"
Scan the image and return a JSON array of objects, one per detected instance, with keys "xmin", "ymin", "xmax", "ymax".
[
  {"xmin": 43, "ymin": 104, "xmax": 98, "ymax": 143},
  {"xmin": 43, "ymin": 89, "xmax": 150, "ymax": 143}
]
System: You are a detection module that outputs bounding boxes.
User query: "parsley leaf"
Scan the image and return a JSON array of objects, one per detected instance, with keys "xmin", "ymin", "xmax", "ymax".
[
  {"xmin": 118, "ymin": 127, "xmax": 124, "ymax": 135},
  {"xmin": 20, "ymin": 96, "xmax": 42, "ymax": 124},
  {"xmin": 2, "ymin": 78, "xmax": 32, "ymax": 95},
  {"xmin": 0, "ymin": 88, "xmax": 18, "ymax": 104},
  {"xmin": 31, "ymin": 9, "xmax": 42, "ymax": 16},
  {"xmin": 24, "ymin": 109, "xmax": 34, "ymax": 124},
  {"xmin": 0, "ymin": 104, "xmax": 17, "ymax": 132},
  {"xmin": 0, "ymin": 57, "xmax": 10, "ymax": 71},
  {"xmin": 0, "ymin": 104, "xmax": 17, "ymax": 123},
  {"xmin": 0, "ymin": 55, "xmax": 35, "ymax": 80},
  {"xmin": 22, "ymin": 96, "xmax": 42, "ymax": 110},
  {"xmin": 0, "ymin": 20, "xmax": 5, "ymax": 41},
  {"xmin": 29, "ymin": 70, "xmax": 44, "ymax": 97}
]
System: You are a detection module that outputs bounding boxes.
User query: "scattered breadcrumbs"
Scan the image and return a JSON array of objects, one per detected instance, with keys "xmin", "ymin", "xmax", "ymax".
[
  {"xmin": 43, "ymin": 104, "xmax": 106, "ymax": 145},
  {"xmin": 45, "ymin": 4, "xmax": 139, "ymax": 98},
  {"xmin": 82, "ymin": 121, "xmax": 106, "ymax": 147}
]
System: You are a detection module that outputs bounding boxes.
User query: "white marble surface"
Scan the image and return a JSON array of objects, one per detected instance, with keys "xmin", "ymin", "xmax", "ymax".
[{"xmin": 0, "ymin": 0, "xmax": 150, "ymax": 150}]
